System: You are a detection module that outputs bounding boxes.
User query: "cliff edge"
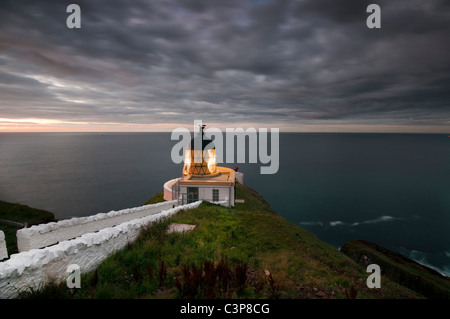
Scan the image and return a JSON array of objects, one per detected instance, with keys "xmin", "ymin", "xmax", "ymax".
[{"xmin": 341, "ymin": 240, "xmax": 450, "ymax": 298}]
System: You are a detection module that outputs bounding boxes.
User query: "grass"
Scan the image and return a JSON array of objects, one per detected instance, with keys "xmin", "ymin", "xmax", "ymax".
[
  {"xmin": 341, "ymin": 240, "xmax": 450, "ymax": 299},
  {"xmin": 18, "ymin": 183, "xmax": 427, "ymax": 299},
  {"xmin": 143, "ymin": 192, "xmax": 165, "ymax": 205},
  {"xmin": 0, "ymin": 200, "xmax": 56, "ymax": 255}
]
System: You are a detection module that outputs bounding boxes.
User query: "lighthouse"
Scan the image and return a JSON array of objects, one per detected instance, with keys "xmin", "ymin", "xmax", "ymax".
[
  {"xmin": 163, "ymin": 125, "xmax": 240, "ymax": 208},
  {"xmin": 182, "ymin": 124, "xmax": 217, "ymax": 177}
]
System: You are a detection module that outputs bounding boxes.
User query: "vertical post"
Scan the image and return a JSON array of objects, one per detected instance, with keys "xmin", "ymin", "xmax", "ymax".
[{"xmin": 0, "ymin": 230, "xmax": 8, "ymax": 260}]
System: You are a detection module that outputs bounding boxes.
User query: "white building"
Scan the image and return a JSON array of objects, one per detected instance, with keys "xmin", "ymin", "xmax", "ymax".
[{"xmin": 163, "ymin": 125, "xmax": 243, "ymax": 208}]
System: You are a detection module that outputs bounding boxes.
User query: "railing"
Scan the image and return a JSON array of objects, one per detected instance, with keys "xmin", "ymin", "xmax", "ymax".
[{"xmin": 172, "ymin": 180, "xmax": 181, "ymax": 203}]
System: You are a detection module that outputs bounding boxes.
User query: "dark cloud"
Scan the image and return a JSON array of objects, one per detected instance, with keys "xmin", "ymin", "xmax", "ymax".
[
  {"xmin": 294, "ymin": 0, "xmax": 373, "ymax": 24},
  {"xmin": 0, "ymin": 0, "xmax": 449, "ymax": 130}
]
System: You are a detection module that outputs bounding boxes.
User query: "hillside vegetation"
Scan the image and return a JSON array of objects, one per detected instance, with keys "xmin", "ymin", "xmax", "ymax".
[
  {"xmin": 19, "ymin": 183, "xmax": 435, "ymax": 299},
  {"xmin": 341, "ymin": 240, "xmax": 450, "ymax": 299},
  {"xmin": 0, "ymin": 201, "xmax": 56, "ymax": 255}
]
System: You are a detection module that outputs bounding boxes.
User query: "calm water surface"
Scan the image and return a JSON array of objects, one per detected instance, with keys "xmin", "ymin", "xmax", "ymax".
[{"xmin": 0, "ymin": 132, "xmax": 448, "ymax": 275}]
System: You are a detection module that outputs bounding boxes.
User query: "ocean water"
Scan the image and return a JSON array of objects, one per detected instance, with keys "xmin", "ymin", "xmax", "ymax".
[{"xmin": 0, "ymin": 132, "xmax": 449, "ymax": 276}]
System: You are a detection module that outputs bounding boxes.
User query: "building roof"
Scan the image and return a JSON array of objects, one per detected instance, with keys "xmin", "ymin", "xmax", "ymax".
[{"xmin": 179, "ymin": 166, "xmax": 235, "ymax": 186}]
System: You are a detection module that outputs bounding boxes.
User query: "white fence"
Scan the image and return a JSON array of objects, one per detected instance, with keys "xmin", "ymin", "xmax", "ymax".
[
  {"xmin": 0, "ymin": 201, "xmax": 202, "ymax": 299},
  {"xmin": 0, "ymin": 231, "xmax": 7, "ymax": 261},
  {"xmin": 17, "ymin": 200, "xmax": 178, "ymax": 252}
]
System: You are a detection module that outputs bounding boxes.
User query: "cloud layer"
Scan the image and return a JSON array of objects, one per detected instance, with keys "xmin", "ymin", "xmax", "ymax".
[{"xmin": 1, "ymin": 0, "xmax": 449, "ymax": 131}]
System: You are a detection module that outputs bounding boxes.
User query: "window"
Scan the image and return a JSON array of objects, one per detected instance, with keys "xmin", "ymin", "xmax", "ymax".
[
  {"xmin": 187, "ymin": 187, "xmax": 199, "ymax": 203},
  {"xmin": 213, "ymin": 189, "xmax": 219, "ymax": 202}
]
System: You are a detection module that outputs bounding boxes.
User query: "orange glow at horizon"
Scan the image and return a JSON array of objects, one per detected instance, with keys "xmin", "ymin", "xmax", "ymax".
[
  {"xmin": 0, "ymin": 118, "xmax": 186, "ymax": 132},
  {"xmin": 0, "ymin": 117, "xmax": 449, "ymax": 133}
]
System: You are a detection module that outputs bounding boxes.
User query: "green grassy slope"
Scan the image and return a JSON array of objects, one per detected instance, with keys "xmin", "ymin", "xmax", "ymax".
[
  {"xmin": 341, "ymin": 240, "xmax": 450, "ymax": 299},
  {"xmin": 0, "ymin": 201, "xmax": 56, "ymax": 255},
  {"xmin": 21, "ymin": 183, "xmax": 424, "ymax": 299}
]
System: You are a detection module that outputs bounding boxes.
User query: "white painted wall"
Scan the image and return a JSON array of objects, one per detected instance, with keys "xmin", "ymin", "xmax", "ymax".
[
  {"xmin": 16, "ymin": 200, "xmax": 178, "ymax": 252},
  {"xmin": 0, "ymin": 201, "xmax": 202, "ymax": 299},
  {"xmin": 194, "ymin": 187, "xmax": 231, "ymax": 208},
  {"xmin": 179, "ymin": 185, "xmax": 232, "ymax": 205},
  {"xmin": 0, "ymin": 231, "xmax": 8, "ymax": 261}
]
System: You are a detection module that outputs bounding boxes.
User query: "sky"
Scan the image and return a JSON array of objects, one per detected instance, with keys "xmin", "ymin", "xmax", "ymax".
[{"xmin": 0, "ymin": 0, "xmax": 449, "ymax": 132}]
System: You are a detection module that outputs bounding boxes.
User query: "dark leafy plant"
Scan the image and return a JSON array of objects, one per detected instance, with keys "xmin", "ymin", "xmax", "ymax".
[
  {"xmin": 267, "ymin": 273, "xmax": 280, "ymax": 299},
  {"xmin": 147, "ymin": 264, "xmax": 153, "ymax": 282},
  {"xmin": 234, "ymin": 263, "xmax": 248, "ymax": 294},
  {"xmin": 133, "ymin": 265, "xmax": 143, "ymax": 282},
  {"xmin": 91, "ymin": 270, "xmax": 98, "ymax": 289},
  {"xmin": 159, "ymin": 261, "xmax": 167, "ymax": 287},
  {"xmin": 345, "ymin": 285, "xmax": 358, "ymax": 299}
]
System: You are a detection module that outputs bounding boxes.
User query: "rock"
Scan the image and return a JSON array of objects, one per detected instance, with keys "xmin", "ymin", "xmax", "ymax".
[{"xmin": 166, "ymin": 223, "xmax": 196, "ymax": 234}]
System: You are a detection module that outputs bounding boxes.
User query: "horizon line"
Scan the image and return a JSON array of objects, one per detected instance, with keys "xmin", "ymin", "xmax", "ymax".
[
  {"xmin": 1, "ymin": 119, "xmax": 449, "ymax": 134},
  {"xmin": 1, "ymin": 131, "xmax": 449, "ymax": 134}
]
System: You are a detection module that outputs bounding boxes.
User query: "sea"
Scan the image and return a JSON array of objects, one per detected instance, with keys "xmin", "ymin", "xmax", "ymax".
[{"xmin": 0, "ymin": 132, "xmax": 449, "ymax": 276}]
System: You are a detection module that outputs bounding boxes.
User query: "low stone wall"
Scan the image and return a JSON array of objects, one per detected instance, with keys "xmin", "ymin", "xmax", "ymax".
[
  {"xmin": 0, "ymin": 231, "xmax": 8, "ymax": 261},
  {"xmin": 0, "ymin": 201, "xmax": 202, "ymax": 299},
  {"xmin": 17, "ymin": 200, "xmax": 178, "ymax": 252}
]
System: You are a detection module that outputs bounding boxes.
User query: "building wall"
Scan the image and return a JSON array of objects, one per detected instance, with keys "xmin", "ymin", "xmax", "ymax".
[
  {"xmin": 0, "ymin": 201, "xmax": 202, "ymax": 299},
  {"xmin": 179, "ymin": 185, "xmax": 234, "ymax": 207},
  {"xmin": 17, "ymin": 200, "xmax": 178, "ymax": 252}
]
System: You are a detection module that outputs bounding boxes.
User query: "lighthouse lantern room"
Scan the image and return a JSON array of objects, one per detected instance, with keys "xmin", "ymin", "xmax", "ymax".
[{"xmin": 163, "ymin": 125, "xmax": 241, "ymax": 208}]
